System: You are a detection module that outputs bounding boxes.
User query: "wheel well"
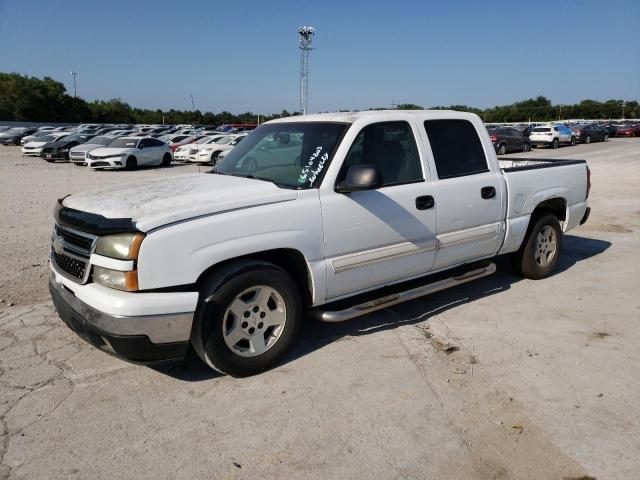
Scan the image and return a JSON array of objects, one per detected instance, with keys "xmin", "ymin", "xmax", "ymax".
[
  {"xmin": 532, "ymin": 198, "xmax": 566, "ymax": 223},
  {"xmin": 196, "ymin": 248, "xmax": 313, "ymax": 307}
]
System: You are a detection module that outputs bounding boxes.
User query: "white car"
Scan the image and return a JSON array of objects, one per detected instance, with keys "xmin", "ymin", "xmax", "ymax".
[
  {"xmin": 21, "ymin": 132, "xmax": 69, "ymax": 156},
  {"xmin": 86, "ymin": 137, "xmax": 172, "ymax": 170},
  {"xmin": 188, "ymin": 134, "xmax": 247, "ymax": 164},
  {"xmin": 68, "ymin": 136, "xmax": 116, "ymax": 165},
  {"xmin": 529, "ymin": 125, "xmax": 575, "ymax": 148},
  {"xmin": 174, "ymin": 135, "xmax": 229, "ymax": 161}
]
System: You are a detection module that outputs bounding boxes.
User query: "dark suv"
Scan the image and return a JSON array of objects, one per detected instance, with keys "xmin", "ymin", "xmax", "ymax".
[{"xmin": 487, "ymin": 127, "xmax": 531, "ymax": 155}]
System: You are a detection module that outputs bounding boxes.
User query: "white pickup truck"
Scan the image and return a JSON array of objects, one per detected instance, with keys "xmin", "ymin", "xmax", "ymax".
[{"xmin": 49, "ymin": 111, "xmax": 591, "ymax": 376}]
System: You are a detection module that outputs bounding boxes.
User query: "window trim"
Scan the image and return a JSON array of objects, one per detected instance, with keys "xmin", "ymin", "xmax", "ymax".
[
  {"xmin": 334, "ymin": 120, "xmax": 425, "ymax": 190},
  {"xmin": 423, "ymin": 119, "xmax": 490, "ymax": 180}
]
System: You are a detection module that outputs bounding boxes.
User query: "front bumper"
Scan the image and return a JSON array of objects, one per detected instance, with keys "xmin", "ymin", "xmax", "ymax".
[
  {"xmin": 49, "ymin": 274, "xmax": 193, "ymax": 363},
  {"xmin": 87, "ymin": 157, "xmax": 124, "ymax": 168},
  {"xmin": 42, "ymin": 151, "xmax": 70, "ymax": 160}
]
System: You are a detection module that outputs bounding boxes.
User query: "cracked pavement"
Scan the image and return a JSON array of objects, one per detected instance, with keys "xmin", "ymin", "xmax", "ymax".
[{"xmin": 1, "ymin": 140, "xmax": 639, "ymax": 479}]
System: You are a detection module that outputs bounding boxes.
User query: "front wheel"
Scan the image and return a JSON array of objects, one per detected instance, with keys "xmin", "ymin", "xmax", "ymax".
[
  {"xmin": 497, "ymin": 144, "xmax": 507, "ymax": 155},
  {"xmin": 570, "ymin": 136, "xmax": 576, "ymax": 146},
  {"xmin": 604, "ymin": 134, "xmax": 609, "ymax": 142},
  {"xmin": 512, "ymin": 213, "xmax": 562, "ymax": 279},
  {"xmin": 191, "ymin": 260, "xmax": 302, "ymax": 377},
  {"xmin": 523, "ymin": 142, "xmax": 531, "ymax": 152},
  {"xmin": 585, "ymin": 135, "xmax": 591, "ymax": 144},
  {"xmin": 162, "ymin": 152, "xmax": 172, "ymax": 166},
  {"xmin": 125, "ymin": 156, "xmax": 137, "ymax": 170}
]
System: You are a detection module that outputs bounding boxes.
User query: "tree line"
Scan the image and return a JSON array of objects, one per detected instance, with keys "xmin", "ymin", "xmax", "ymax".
[{"xmin": 1, "ymin": 72, "xmax": 638, "ymax": 125}]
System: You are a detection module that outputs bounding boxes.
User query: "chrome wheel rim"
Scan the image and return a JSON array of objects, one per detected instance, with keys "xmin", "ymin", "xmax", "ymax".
[
  {"xmin": 222, "ymin": 285, "xmax": 287, "ymax": 357},
  {"xmin": 535, "ymin": 225, "xmax": 557, "ymax": 268}
]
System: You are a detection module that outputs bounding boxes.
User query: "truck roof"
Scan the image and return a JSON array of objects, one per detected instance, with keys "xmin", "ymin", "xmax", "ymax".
[{"xmin": 267, "ymin": 110, "xmax": 478, "ymax": 124}]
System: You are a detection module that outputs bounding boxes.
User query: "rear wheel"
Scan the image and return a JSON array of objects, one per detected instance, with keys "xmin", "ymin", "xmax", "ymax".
[
  {"xmin": 497, "ymin": 143, "xmax": 507, "ymax": 155},
  {"xmin": 125, "ymin": 156, "xmax": 137, "ymax": 170},
  {"xmin": 585, "ymin": 135, "xmax": 591, "ymax": 144},
  {"xmin": 523, "ymin": 142, "xmax": 531, "ymax": 152},
  {"xmin": 191, "ymin": 260, "xmax": 302, "ymax": 377},
  {"xmin": 162, "ymin": 152, "xmax": 172, "ymax": 166},
  {"xmin": 603, "ymin": 134, "xmax": 609, "ymax": 142},
  {"xmin": 552, "ymin": 138, "xmax": 559, "ymax": 149},
  {"xmin": 512, "ymin": 213, "xmax": 562, "ymax": 280},
  {"xmin": 570, "ymin": 136, "xmax": 576, "ymax": 146}
]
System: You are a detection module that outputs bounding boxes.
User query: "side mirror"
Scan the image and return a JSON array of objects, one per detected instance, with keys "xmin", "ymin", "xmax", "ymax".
[{"xmin": 335, "ymin": 165, "xmax": 383, "ymax": 194}]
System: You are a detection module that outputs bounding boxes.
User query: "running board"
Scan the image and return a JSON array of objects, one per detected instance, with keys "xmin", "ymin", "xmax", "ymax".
[{"xmin": 316, "ymin": 263, "xmax": 496, "ymax": 323}]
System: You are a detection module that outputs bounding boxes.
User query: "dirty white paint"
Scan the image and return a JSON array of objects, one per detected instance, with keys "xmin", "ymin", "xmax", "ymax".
[{"xmin": 63, "ymin": 173, "xmax": 298, "ymax": 232}]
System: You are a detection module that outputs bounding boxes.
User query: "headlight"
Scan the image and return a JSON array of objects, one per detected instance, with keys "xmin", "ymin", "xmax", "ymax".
[
  {"xmin": 95, "ymin": 233, "xmax": 144, "ymax": 260},
  {"xmin": 93, "ymin": 266, "xmax": 138, "ymax": 291}
]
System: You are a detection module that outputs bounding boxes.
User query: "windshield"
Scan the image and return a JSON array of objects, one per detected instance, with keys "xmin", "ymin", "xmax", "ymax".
[
  {"xmin": 89, "ymin": 136, "xmax": 113, "ymax": 146},
  {"xmin": 36, "ymin": 135, "xmax": 56, "ymax": 142},
  {"xmin": 108, "ymin": 138, "xmax": 138, "ymax": 148},
  {"xmin": 214, "ymin": 122, "xmax": 348, "ymax": 189}
]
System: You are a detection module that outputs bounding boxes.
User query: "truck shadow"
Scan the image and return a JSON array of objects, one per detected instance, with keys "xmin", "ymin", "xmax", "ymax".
[{"xmin": 155, "ymin": 234, "xmax": 610, "ymax": 381}]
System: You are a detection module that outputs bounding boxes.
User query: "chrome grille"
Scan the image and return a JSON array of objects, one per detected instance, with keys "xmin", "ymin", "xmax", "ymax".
[{"xmin": 51, "ymin": 224, "xmax": 97, "ymax": 283}]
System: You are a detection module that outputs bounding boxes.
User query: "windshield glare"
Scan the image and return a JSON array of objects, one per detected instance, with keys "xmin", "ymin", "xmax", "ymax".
[
  {"xmin": 108, "ymin": 138, "xmax": 138, "ymax": 148},
  {"xmin": 213, "ymin": 122, "xmax": 348, "ymax": 189}
]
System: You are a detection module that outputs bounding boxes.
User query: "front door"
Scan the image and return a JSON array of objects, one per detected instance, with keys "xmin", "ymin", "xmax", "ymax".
[{"xmin": 320, "ymin": 121, "xmax": 437, "ymax": 300}]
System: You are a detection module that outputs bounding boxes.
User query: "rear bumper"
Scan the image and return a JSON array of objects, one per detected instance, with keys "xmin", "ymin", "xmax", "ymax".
[{"xmin": 49, "ymin": 274, "xmax": 192, "ymax": 364}]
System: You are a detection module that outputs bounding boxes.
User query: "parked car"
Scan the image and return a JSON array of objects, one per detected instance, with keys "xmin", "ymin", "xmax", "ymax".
[
  {"xmin": 0, "ymin": 127, "xmax": 38, "ymax": 145},
  {"xmin": 615, "ymin": 125, "xmax": 636, "ymax": 137},
  {"xmin": 487, "ymin": 127, "xmax": 531, "ymax": 154},
  {"xmin": 69, "ymin": 136, "xmax": 118, "ymax": 165},
  {"xmin": 21, "ymin": 132, "xmax": 70, "ymax": 156},
  {"xmin": 86, "ymin": 136, "xmax": 172, "ymax": 170},
  {"xmin": 529, "ymin": 125, "xmax": 575, "ymax": 148},
  {"xmin": 21, "ymin": 130, "xmax": 57, "ymax": 145},
  {"xmin": 571, "ymin": 124, "xmax": 609, "ymax": 144},
  {"xmin": 41, "ymin": 134, "xmax": 96, "ymax": 161},
  {"xmin": 166, "ymin": 135, "xmax": 204, "ymax": 152},
  {"xmin": 49, "ymin": 110, "xmax": 591, "ymax": 376},
  {"xmin": 188, "ymin": 134, "xmax": 247, "ymax": 164},
  {"xmin": 173, "ymin": 135, "xmax": 227, "ymax": 161},
  {"xmin": 603, "ymin": 124, "xmax": 619, "ymax": 137}
]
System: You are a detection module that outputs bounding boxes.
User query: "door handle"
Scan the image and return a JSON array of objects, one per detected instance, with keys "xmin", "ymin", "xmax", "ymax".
[
  {"xmin": 481, "ymin": 186, "xmax": 496, "ymax": 199},
  {"xmin": 415, "ymin": 195, "xmax": 435, "ymax": 210}
]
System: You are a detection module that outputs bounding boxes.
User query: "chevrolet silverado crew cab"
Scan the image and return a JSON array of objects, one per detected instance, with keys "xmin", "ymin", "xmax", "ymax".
[{"xmin": 49, "ymin": 111, "xmax": 591, "ymax": 376}]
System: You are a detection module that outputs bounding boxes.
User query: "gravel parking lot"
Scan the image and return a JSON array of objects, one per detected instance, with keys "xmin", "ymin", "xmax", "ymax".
[{"xmin": 1, "ymin": 140, "xmax": 639, "ymax": 479}]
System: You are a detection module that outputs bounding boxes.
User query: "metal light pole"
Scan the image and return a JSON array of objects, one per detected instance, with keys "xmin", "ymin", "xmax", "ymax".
[
  {"xmin": 621, "ymin": 102, "xmax": 626, "ymax": 120},
  {"xmin": 70, "ymin": 71, "xmax": 77, "ymax": 98},
  {"xmin": 298, "ymin": 26, "xmax": 315, "ymax": 115}
]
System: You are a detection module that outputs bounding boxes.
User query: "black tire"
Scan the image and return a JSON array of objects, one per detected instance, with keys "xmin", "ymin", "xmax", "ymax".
[
  {"xmin": 162, "ymin": 152, "xmax": 172, "ymax": 166},
  {"xmin": 603, "ymin": 134, "xmax": 608, "ymax": 142},
  {"xmin": 512, "ymin": 213, "xmax": 562, "ymax": 280},
  {"xmin": 125, "ymin": 156, "xmax": 137, "ymax": 170},
  {"xmin": 552, "ymin": 138, "xmax": 559, "ymax": 149},
  {"xmin": 523, "ymin": 142, "xmax": 531, "ymax": 152},
  {"xmin": 585, "ymin": 135, "xmax": 591, "ymax": 144},
  {"xmin": 497, "ymin": 143, "xmax": 507, "ymax": 155},
  {"xmin": 210, "ymin": 151, "xmax": 222, "ymax": 166},
  {"xmin": 570, "ymin": 136, "xmax": 576, "ymax": 146},
  {"xmin": 191, "ymin": 259, "xmax": 302, "ymax": 377}
]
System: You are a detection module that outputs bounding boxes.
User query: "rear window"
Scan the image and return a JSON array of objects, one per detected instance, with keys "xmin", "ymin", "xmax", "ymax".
[
  {"xmin": 424, "ymin": 120, "xmax": 489, "ymax": 179},
  {"xmin": 533, "ymin": 128, "xmax": 551, "ymax": 132}
]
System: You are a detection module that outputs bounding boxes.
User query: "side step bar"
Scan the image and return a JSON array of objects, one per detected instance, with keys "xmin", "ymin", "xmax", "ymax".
[{"xmin": 317, "ymin": 263, "xmax": 496, "ymax": 323}]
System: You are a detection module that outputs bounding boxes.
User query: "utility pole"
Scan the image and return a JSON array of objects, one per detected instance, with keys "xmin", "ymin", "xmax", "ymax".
[
  {"xmin": 70, "ymin": 71, "xmax": 77, "ymax": 98},
  {"xmin": 298, "ymin": 26, "xmax": 315, "ymax": 115},
  {"xmin": 621, "ymin": 102, "xmax": 626, "ymax": 120},
  {"xmin": 190, "ymin": 94, "xmax": 196, "ymax": 111}
]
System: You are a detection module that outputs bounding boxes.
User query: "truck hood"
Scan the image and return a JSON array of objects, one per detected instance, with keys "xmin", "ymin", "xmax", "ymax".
[{"xmin": 62, "ymin": 173, "xmax": 298, "ymax": 232}]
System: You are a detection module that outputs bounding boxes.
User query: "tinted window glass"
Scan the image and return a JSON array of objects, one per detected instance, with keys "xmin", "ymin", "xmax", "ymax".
[
  {"xmin": 338, "ymin": 121, "xmax": 422, "ymax": 187},
  {"xmin": 424, "ymin": 120, "xmax": 488, "ymax": 179}
]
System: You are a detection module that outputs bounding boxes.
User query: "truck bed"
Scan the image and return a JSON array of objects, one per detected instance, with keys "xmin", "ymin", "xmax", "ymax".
[{"xmin": 498, "ymin": 157, "xmax": 586, "ymax": 172}]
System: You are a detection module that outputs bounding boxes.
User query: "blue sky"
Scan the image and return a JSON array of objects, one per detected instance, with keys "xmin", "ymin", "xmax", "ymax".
[{"xmin": 1, "ymin": 0, "xmax": 638, "ymax": 114}]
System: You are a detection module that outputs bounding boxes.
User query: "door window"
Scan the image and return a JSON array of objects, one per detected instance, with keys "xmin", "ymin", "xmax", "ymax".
[
  {"xmin": 337, "ymin": 121, "xmax": 422, "ymax": 187},
  {"xmin": 424, "ymin": 120, "xmax": 489, "ymax": 179}
]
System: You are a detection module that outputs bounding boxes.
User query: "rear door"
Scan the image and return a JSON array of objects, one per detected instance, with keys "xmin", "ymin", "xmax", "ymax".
[{"xmin": 422, "ymin": 119, "xmax": 505, "ymax": 270}]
